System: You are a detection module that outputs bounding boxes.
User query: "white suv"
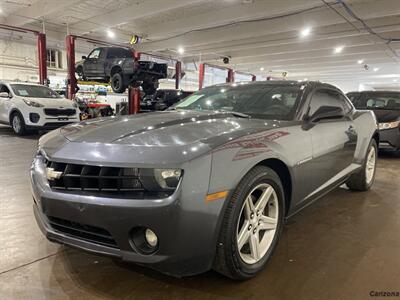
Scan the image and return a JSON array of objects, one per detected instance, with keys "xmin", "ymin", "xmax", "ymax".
[{"xmin": 0, "ymin": 82, "xmax": 80, "ymax": 135}]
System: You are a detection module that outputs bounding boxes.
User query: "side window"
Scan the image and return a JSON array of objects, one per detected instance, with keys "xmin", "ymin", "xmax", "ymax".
[
  {"xmin": 309, "ymin": 89, "xmax": 345, "ymax": 117},
  {"xmin": 106, "ymin": 48, "xmax": 116, "ymax": 59},
  {"xmin": 0, "ymin": 84, "xmax": 10, "ymax": 94},
  {"xmin": 107, "ymin": 48, "xmax": 132, "ymax": 59},
  {"xmin": 88, "ymin": 49, "xmax": 101, "ymax": 59},
  {"xmin": 340, "ymin": 94, "xmax": 353, "ymax": 114}
]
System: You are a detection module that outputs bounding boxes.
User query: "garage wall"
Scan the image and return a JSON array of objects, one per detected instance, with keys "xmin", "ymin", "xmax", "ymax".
[{"xmin": 0, "ymin": 39, "xmax": 85, "ymax": 88}]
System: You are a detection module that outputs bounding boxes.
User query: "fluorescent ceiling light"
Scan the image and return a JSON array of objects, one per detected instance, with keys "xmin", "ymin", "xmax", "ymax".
[
  {"xmin": 300, "ymin": 27, "xmax": 311, "ymax": 37},
  {"xmin": 357, "ymin": 59, "xmax": 364, "ymax": 64},
  {"xmin": 260, "ymin": 67, "xmax": 264, "ymax": 71},
  {"xmin": 106, "ymin": 29, "xmax": 115, "ymax": 38},
  {"xmin": 177, "ymin": 46, "xmax": 185, "ymax": 54},
  {"xmin": 334, "ymin": 46, "xmax": 344, "ymax": 54}
]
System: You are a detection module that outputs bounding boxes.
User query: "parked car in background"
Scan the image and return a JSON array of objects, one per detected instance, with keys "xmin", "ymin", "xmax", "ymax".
[
  {"xmin": 0, "ymin": 82, "xmax": 80, "ymax": 135},
  {"xmin": 141, "ymin": 89, "xmax": 193, "ymax": 111},
  {"xmin": 32, "ymin": 81, "xmax": 378, "ymax": 279},
  {"xmin": 75, "ymin": 47, "xmax": 168, "ymax": 94},
  {"xmin": 347, "ymin": 91, "xmax": 400, "ymax": 152}
]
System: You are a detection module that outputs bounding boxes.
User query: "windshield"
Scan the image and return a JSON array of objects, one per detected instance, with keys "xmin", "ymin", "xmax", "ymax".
[
  {"xmin": 173, "ymin": 83, "xmax": 302, "ymax": 120},
  {"xmin": 10, "ymin": 84, "xmax": 61, "ymax": 99},
  {"xmin": 353, "ymin": 93, "xmax": 400, "ymax": 110}
]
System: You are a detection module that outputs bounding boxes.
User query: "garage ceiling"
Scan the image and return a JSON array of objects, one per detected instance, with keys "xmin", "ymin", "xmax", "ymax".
[{"xmin": 0, "ymin": 0, "xmax": 399, "ymax": 88}]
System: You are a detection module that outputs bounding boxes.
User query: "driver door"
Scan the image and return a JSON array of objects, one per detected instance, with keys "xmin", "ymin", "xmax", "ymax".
[
  {"xmin": 83, "ymin": 48, "xmax": 103, "ymax": 78},
  {"xmin": 306, "ymin": 88, "xmax": 358, "ymax": 195}
]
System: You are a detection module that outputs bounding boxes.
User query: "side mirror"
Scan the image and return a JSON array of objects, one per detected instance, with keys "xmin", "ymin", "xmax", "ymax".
[
  {"xmin": 309, "ymin": 105, "xmax": 344, "ymax": 122},
  {"xmin": 0, "ymin": 92, "xmax": 10, "ymax": 99},
  {"xmin": 82, "ymin": 56, "xmax": 87, "ymax": 60}
]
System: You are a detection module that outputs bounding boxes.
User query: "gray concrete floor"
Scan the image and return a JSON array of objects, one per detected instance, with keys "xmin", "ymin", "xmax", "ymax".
[{"xmin": 0, "ymin": 124, "xmax": 399, "ymax": 300}]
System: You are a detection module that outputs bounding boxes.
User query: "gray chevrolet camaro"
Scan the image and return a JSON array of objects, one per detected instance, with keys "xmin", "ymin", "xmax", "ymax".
[{"xmin": 31, "ymin": 81, "xmax": 378, "ymax": 279}]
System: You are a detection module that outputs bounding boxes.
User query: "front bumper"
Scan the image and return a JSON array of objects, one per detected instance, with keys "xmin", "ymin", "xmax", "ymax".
[
  {"xmin": 23, "ymin": 107, "xmax": 80, "ymax": 129},
  {"xmin": 30, "ymin": 153, "xmax": 223, "ymax": 277},
  {"xmin": 26, "ymin": 122, "xmax": 75, "ymax": 131},
  {"xmin": 379, "ymin": 127, "xmax": 400, "ymax": 150}
]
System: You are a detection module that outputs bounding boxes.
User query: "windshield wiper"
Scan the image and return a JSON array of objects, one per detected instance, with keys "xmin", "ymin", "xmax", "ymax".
[{"xmin": 217, "ymin": 110, "xmax": 251, "ymax": 118}]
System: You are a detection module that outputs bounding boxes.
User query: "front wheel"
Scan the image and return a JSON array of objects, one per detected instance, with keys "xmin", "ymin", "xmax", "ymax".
[
  {"xmin": 213, "ymin": 166, "xmax": 285, "ymax": 280},
  {"xmin": 11, "ymin": 112, "xmax": 27, "ymax": 136},
  {"xmin": 111, "ymin": 72, "xmax": 127, "ymax": 93},
  {"xmin": 346, "ymin": 139, "xmax": 377, "ymax": 191}
]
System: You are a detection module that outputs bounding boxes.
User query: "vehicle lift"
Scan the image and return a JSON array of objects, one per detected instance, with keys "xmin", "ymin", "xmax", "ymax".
[
  {"xmin": 198, "ymin": 63, "xmax": 256, "ymax": 90},
  {"xmin": 65, "ymin": 35, "xmax": 183, "ymax": 115},
  {"xmin": 0, "ymin": 24, "xmax": 47, "ymax": 85}
]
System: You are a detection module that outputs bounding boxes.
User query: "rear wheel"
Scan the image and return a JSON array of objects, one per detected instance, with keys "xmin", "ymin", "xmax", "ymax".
[
  {"xmin": 346, "ymin": 139, "xmax": 377, "ymax": 191},
  {"xmin": 76, "ymin": 66, "xmax": 86, "ymax": 81},
  {"xmin": 11, "ymin": 112, "xmax": 27, "ymax": 136},
  {"xmin": 213, "ymin": 166, "xmax": 285, "ymax": 280},
  {"xmin": 111, "ymin": 72, "xmax": 127, "ymax": 93}
]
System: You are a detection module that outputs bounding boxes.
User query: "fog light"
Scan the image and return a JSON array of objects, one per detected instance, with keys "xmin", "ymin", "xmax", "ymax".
[
  {"xmin": 29, "ymin": 113, "xmax": 40, "ymax": 123},
  {"xmin": 145, "ymin": 228, "xmax": 158, "ymax": 247}
]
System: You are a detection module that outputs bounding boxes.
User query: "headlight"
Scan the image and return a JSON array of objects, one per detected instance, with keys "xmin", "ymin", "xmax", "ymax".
[
  {"xmin": 379, "ymin": 121, "xmax": 400, "ymax": 130},
  {"xmin": 139, "ymin": 168, "xmax": 182, "ymax": 192},
  {"xmin": 23, "ymin": 99, "xmax": 44, "ymax": 107}
]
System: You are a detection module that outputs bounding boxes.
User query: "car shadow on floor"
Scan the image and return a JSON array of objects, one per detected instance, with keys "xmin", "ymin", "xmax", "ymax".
[{"xmin": 0, "ymin": 125, "xmax": 43, "ymax": 139}]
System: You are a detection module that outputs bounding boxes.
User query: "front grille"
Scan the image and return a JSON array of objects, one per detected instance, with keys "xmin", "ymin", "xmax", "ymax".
[
  {"xmin": 44, "ymin": 108, "xmax": 76, "ymax": 116},
  {"xmin": 46, "ymin": 161, "xmax": 145, "ymax": 194},
  {"xmin": 47, "ymin": 216, "xmax": 118, "ymax": 248}
]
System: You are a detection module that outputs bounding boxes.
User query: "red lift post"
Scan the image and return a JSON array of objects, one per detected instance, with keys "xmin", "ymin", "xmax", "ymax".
[
  {"xmin": 0, "ymin": 24, "xmax": 47, "ymax": 85},
  {"xmin": 198, "ymin": 63, "xmax": 236, "ymax": 90},
  {"xmin": 128, "ymin": 50, "xmax": 141, "ymax": 114}
]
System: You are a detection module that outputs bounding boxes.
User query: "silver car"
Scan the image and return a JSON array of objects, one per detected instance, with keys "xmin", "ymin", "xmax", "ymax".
[{"xmin": 31, "ymin": 81, "xmax": 378, "ymax": 279}]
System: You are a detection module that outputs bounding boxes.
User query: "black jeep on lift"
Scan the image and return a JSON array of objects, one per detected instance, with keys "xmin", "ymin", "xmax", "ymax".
[{"xmin": 75, "ymin": 47, "xmax": 168, "ymax": 94}]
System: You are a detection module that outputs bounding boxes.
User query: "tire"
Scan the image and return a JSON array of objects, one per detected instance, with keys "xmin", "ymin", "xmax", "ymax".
[
  {"xmin": 213, "ymin": 166, "xmax": 285, "ymax": 280},
  {"xmin": 111, "ymin": 72, "xmax": 127, "ymax": 93},
  {"xmin": 76, "ymin": 66, "xmax": 86, "ymax": 81},
  {"xmin": 11, "ymin": 112, "xmax": 27, "ymax": 136},
  {"xmin": 346, "ymin": 139, "xmax": 377, "ymax": 191}
]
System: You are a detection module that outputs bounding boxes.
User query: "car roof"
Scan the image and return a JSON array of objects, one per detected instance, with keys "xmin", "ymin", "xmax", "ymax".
[
  {"xmin": 96, "ymin": 46, "xmax": 132, "ymax": 50},
  {"xmin": 210, "ymin": 80, "xmax": 340, "ymax": 90},
  {"xmin": 0, "ymin": 81, "xmax": 44, "ymax": 86}
]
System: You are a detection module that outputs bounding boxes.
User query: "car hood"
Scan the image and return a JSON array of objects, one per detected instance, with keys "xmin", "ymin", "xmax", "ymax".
[
  {"xmin": 41, "ymin": 111, "xmax": 289, "ymax": 166},
  {"xmin": 24, "ymin": 97, "xmax": 75, "ymax": 108},
  {"xmin": 372, "ymin": 109, "xmax": 400, "ymax": 123},
  {"xmin": 61, "ymin": 111, "xmax": 277, "ymax": 146}
]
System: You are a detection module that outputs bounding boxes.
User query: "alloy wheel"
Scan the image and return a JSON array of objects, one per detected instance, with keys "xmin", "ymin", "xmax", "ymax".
[
  {"xmin": 365, "ymin": 146, "xmax": 376, "ymax": 185},
  {"xmin": 236, "ymin": 183, "xmax": 279, "ymax": 265},
  {"xmin": 113, "ymin": 77, "xmax": 121, "ymax": 90},
  {"xmin": 12, "ymin": 115, "xmax": 21, "ymax": 133}
]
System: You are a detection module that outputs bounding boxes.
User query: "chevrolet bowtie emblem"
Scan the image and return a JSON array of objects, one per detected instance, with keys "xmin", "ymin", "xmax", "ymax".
[{"xmin": 46, "ymin": 168, "xmax": 63, "ymax": 181}]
